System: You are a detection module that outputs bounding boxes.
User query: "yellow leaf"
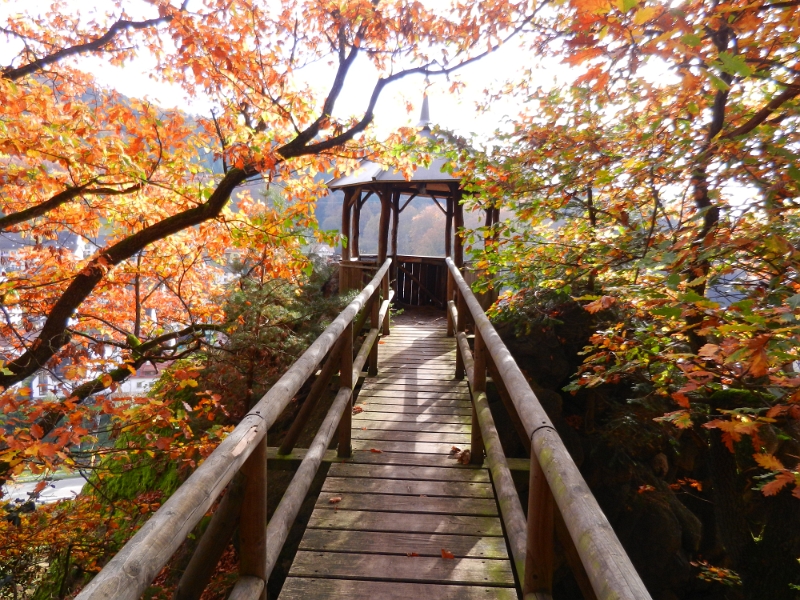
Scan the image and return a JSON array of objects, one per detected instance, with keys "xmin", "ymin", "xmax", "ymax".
[{"xmin": 633, "ymin": 6, "xmax": 657, "ymax": 24}]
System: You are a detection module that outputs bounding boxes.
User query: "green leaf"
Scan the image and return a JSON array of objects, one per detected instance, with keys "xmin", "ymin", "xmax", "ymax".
[
  {"xmin": 788, "ymin": 165, "xmax": 800, "ymax": 183},
  {"xmin": 707, "ymin": 72, "xmax": 731, "ymax": 91},
  {"xmin": 717, "ymin": 52, "xmax": 753, "ymax": 77},
  {"xmin": 680, "ymin": 33, "xmax": 702, "ymax": 47},
  {"xmin": 666, "ymin": 273, "xmax": 681, "ymax": 290},
  {"xmin": 617, "ymin": 0, "xmax": 638, "ymax": 12},
  {"xmin": 651, "ymin": 306, "xmax": 683, "ymax": 319},
  {"xmin": 786, "ymin": 294, "xmax": 800, "ymax": 309}
]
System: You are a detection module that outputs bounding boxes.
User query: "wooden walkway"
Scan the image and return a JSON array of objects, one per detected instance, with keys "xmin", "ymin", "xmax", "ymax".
[{"xmin": 278, "ymin": 321, "xmax": 517, "ymax": 599}]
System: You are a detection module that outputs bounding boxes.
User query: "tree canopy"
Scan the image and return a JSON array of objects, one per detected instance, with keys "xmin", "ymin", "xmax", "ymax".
[{"xmin": 0, "ymin": 0, "xmax": 534, "ymax": 482}]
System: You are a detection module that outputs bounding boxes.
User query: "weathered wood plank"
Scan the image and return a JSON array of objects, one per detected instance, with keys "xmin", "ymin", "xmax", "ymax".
[
  {"xmin": 351, "ymin": 439, "xmax": 466, "ymax": 454},
  {"xmin": 306, "ymin": 509, "xmax": 503, "ymax": 536},
  {"xmin": 314, "ymin": 492, "xmax": 498, "ymax": 516},
  {"xmin": 352, "ymin": 429, "xmax": 471, "ymax": 444},
  {"xmin": 357, "ymin": 390, "xmax": 471, "ymax": 400},
  {"xmin": 321, "ymin": 477, "xmax": 494, "ymax": 498},
  {"xmin": 327, "ymin": 462, "xmax": 489, "ymax": 482},
  {"xmin": 348, "ymin": 450, "xmax": 484, "ymax": 468},
  {"xmin": 279, "ymin": 578, "xmax": 517, "ymax": 600},
  {"xmin": 353, "ymin": 421, "xmax": 472, "ymax": 434},
  {"xmin": 369, "ymin": 374, "xmax": 463, "ymax": 383},
  {"xmin": 352, "ymin": 405, "xmax": 471, "ymax": 416},
  {"xmin": 299, "ymin": 529, "xmax": 508, "ymax": 558},
  {"xmin": 288, "ymin": 552, "xmax": 514, "ymax": 586},
  {"xmin": 356, "ymin": 398, "xmax": 471, "ymax": 409},
  {"xmin": 362, "ymin": 381, "xmax": 467, "ymax": 390},
  {"xmin": 353, "ymin": 412, "xmax": 471, "ymax": 424}
]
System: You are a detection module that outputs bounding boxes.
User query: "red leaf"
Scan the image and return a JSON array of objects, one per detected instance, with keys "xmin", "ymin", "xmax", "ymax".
[
  {"xmin": 406, "ymin": 552, "xmax": 419, "ymax": 557},
  {"xmin": 671, "ymin": 392, "xmax": 690, "ymax": 408},
  {"xmin": 762, "ymin": 472, "xmax": 794, "ymax": 496},
  {"xmin": 441, "ymin": 549, "xmax": 455, "ymax": 559},
  {"xmin": 370, "ymin": 448, "xmax": 382, "ymax": 453},
  {"xmin": 328, "ymin": 496, "xmax": 342, "ymax": 504}
]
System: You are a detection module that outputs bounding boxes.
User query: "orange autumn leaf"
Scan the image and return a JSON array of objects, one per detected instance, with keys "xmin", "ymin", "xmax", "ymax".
[
  {"xmin": 584, "ymin": 296, "xmax": 616, "ymax": 314},
  {"xmin": 441, "ymin": 549, "xmax": 455, "ymax": 559},
  {"xmin": 754, "ymin": 453, "xmax": 785, "ymax": 472}
]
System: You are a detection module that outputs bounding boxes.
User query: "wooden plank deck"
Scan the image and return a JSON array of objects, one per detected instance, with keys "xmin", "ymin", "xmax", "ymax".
[{"xmin": 279, "ymin": 323, "xmax": 518, "ymax": 599}]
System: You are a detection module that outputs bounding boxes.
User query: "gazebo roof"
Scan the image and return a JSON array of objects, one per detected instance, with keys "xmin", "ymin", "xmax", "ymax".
[{"xmin": 327, "ymin": 96, "xmax": 460, "ymax": 194}]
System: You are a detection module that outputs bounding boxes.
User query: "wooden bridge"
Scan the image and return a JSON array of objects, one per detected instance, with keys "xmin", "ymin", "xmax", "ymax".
[{"xmin": 75, "ymin": 260, "xmax": 652, "ymax": 600}]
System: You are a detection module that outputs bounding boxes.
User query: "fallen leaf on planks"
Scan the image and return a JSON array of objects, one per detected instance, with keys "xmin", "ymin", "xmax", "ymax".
[
  {"xmin": 441, "ymin": 549, "xmax": 455, "ymax": 559},
  {"xmin": 328, "ymin": 496, "xmax": 342, "ymax": 504},
  {"xmin": 449, "ymin": 446, "xmax": 461, "ymax": 456},
  {"xmin": 362, "ymin": 427, "xmax": 367, "ymax": 430},
  {"xmin": 406, "ymin": 552, "xmax": 419, "ymax": 557},
  {"xmin": 370, "ymin": 448, "xmax": 383, "ymax": 453},
  {"xmin": 352, "ymin": 406, "xmax": 364, "ymax": 414},
  {"xmin": 459, "ymin": 449, "xmax": 472, "ymax": 465}
]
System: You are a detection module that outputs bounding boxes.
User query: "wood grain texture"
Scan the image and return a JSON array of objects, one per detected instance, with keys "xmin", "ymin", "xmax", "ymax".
[
  {"xmin": 288, "ymin": 552, "xmax": 515, "ymax": 586},
  {"xmin": 299, "ymin": 529, "xmax": 508, "ymax": 558},
  {"xmin": 351, "ymin": 439, "xmax": 468, "ymax": 454},
  {"xmin": 352, "ymin": 421, "xmax": 472, "ymax": 434},
  {"xmin": 306, "ymin": 509, "xmax": 504, "ymax": 536},
  {"xmin": 314, "ymin": 492, "xmax": 498, "ymax": 516},
  {"xmin": 355, "ymin": 398, "xmax": 471, "ymax": 409},
  {"xmin": 321, "ymin": 477, "xmax": 494, "ymax": 498},
  {"xmin": 353, "ymin": 412, "xmax": 471, "ymax": 424},
  {"xmin": 352, "ymin": 429, "xmax": 471, "ymax": 444},
  {"xmin": 352, "ymin": 405, "xmax": 471, "ymax": 416},
  {"xmin": 327, "ymin": 462, "xmax": 489, "ymax": 482},
  {"xmin": 279, "ymin": 578, "xmax": 517, "ymax": 600},
  {"xmin": 348, "ymin": 450, "xmax": 484, "ymax": 468}
]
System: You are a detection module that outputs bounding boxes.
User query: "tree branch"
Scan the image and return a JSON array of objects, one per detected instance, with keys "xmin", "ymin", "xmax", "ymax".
[
  {"xmin": 0, "ymin": 167, "xmax": 250, "ymax": 388},
  {"xmin": 2, "ymin": 17, "xmax": 171, "ymax": 81},
  {"xmin": 722, "ymin": 81, "xmax": 800, "ymax": 139},
  {"xmin": 0, "ymin": 182, "xmax": 143, "ymax": 231}
]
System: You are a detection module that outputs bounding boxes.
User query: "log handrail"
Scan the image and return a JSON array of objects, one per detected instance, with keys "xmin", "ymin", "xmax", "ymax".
[
  {"xmin": 445, "ymin": 257, "xmax": 651, "ymax": 600},
  {"xmin": 76, "ymin": 259, "xmax": 392, "ymax": 600}
]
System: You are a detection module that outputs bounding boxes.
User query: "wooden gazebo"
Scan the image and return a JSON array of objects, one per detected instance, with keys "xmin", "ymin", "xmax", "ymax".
[{"xmin": 328, "ymin": 97, "xmax": 467, "ymax": 308}]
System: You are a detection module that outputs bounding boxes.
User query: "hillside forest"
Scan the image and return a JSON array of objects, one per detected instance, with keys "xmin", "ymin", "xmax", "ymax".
[{"xmin": 1, "ymin": 0, "xmax": 799, "ymax": 599}]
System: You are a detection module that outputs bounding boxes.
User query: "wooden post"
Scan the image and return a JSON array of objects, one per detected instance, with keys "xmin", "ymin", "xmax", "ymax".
[
  {"xmin": 340, "ymin": 189, "xmax": 353, "ymax": 293},
  {"xmin": 524, "ymin": 452, "xmax": 554, "ymax": 597},
  {"xmin": 446, "ymin": 268, "xmax": 455, "ymax": 337},
  {"xmin": 368, "ymin": 290, "xmax": 379, "ymax": 376},
  {"xmin": 445, "ymin": 196, "xmax": 453, "ymax": 258},
  {"xmin": 377, "ymin": 193, "xmax": 391, "ymax": 337},
  {"xmin": 391, "ymin": 193, "xmax": 399, "ymax": 298},
  {"xmin": 337, "ymin": 323, "xmax": 353, "ymax": 458},
  {"xmin": 352, "ymin": 197, "xmax": 361, "ymax": 259},
  {"xmin": 455, "ymin": 289, "xmax": 466, "ymax": 379},
  {"xmin": 453, "ymin": 188, "xmax": 464, "ymax": 269},
  {"xmin": 238, "ymin": 438, "xmax": 267, "ymax": 600},
  {"xmin": 470, "ymin": 329, "xmax": 486, "ymax": 465},
  {"xmin": 381, "ymin": 267, "xmax": 390, "ymax": 336}
]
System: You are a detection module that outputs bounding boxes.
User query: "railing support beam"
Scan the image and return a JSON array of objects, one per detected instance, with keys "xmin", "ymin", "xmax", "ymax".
[
  {"xmin": 524, "ymin": 449, "xmax": 554, "ymax": 597},
  {"xmin": 239, "ymin": 437, "xmax": 267, "ymax": 600},
  {"xmin": 337, "ymin": 322, "xmax": 354, "ymax": 458}
]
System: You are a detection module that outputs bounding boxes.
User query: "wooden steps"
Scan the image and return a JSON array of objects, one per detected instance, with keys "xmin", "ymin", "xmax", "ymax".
[{"xmin": 278, "ymin": 323, "xmax": 517, "ymax": 598}]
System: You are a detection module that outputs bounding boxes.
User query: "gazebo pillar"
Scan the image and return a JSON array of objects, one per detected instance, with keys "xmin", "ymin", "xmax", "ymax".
[
  {"xmin": 352, "ymin": 195, "xmax": 361, "ymax": 259},
  {"xmin": 453, "ymin": 187, "xmax": 464, "ymax": 270},
  {"xmin": 340, "ymin": 188, "xmax": 354, "ymax": 291}
]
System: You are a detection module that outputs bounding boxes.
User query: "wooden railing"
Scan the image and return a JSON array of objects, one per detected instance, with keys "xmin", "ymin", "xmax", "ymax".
[
  {"xmin": 445, "ymin": 257, "xmax": 652, "ymax": 600},
  {"xmin": 76, "ymin": 260, "xmax": 393, "ymax": 600}
]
